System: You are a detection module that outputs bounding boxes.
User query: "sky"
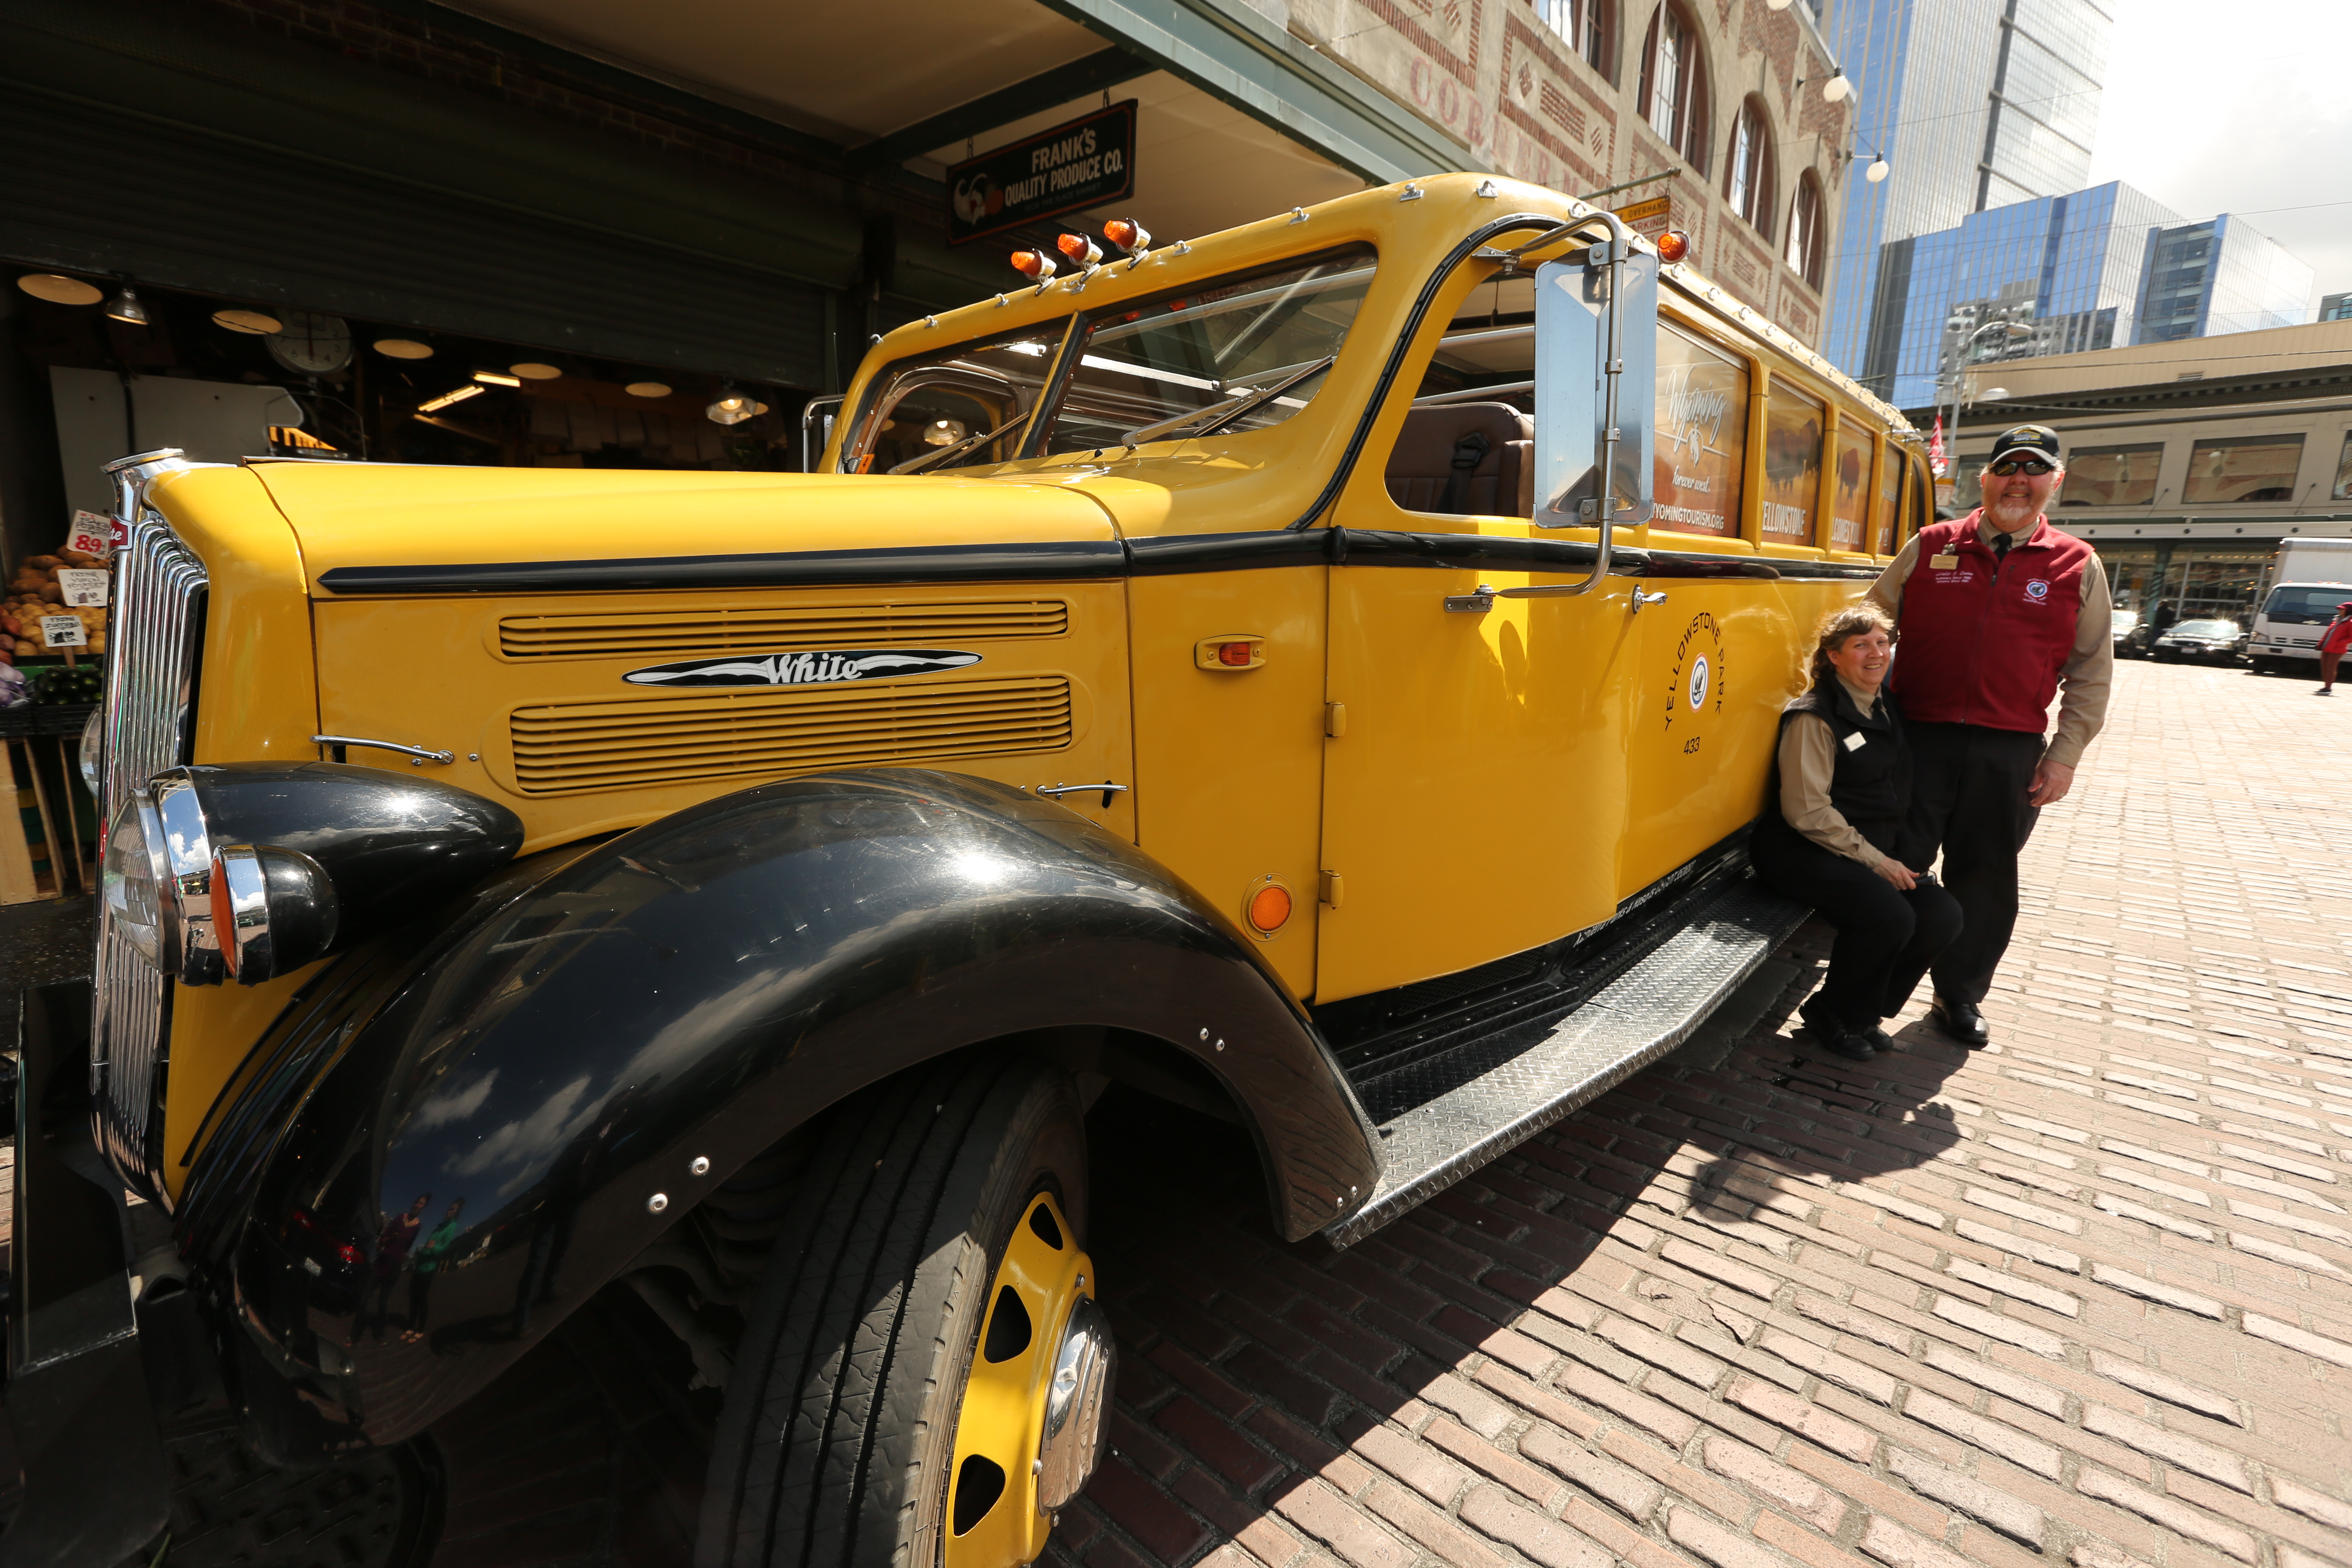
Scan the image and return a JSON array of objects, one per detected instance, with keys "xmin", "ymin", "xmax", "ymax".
[{"xmin": 2084, "ymin": 0, "xmax": 2352, "ymax": 310}]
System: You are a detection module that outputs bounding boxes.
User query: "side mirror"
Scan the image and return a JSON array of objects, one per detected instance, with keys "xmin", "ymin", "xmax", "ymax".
[{"xmin": 1534, "ymin": 240, "xmax": 1657, "ymax": 530}]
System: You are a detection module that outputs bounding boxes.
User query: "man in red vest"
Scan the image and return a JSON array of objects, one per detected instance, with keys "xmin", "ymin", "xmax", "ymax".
[{"xmin": 1867, "ymin": 425, "xmax": 2112, "ymax": 1047}]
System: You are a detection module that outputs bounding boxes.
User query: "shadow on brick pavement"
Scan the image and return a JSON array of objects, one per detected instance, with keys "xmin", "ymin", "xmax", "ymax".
[{"xmin": 1055, "ymin": 921, "xmax": 1975, "ymax": 1568}]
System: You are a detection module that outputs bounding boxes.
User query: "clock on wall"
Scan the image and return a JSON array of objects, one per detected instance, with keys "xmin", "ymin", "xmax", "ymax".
[{"xmin": 266, "ymin": 310, "xmax": 353, "ymax": 375}]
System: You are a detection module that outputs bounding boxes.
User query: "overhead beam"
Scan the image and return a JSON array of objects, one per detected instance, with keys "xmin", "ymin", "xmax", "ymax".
[
  {"xmin": 1031, "ymin": 0, "xmax": 1484, "ymax": 184},
  {"xmin": 851, "ymin": 47, "xmax": 1158, "ymax": 167}
]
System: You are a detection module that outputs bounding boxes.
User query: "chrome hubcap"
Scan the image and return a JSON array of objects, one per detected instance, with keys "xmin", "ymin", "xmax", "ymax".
[{"xmin": 1034, "ymin": 1294, "xmax": 1113, "ymax": 1510}]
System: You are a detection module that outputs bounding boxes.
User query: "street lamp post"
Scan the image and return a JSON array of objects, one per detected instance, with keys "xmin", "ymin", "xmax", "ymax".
[{"xmin": 1938, "ymin": 313, "xmax": 2034, "ymax": 488}]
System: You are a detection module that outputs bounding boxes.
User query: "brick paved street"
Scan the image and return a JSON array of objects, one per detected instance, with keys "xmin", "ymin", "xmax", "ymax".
[{"xmin": 1034, "ymin": 657, "xmax": 2352, "ymax": 1568}]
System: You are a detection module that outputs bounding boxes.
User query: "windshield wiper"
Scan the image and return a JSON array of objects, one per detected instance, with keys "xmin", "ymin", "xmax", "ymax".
[
  {"xmin": 1119, "ymin": 354, "xmax": 1337, "ymax": 448},
  {"xmin": 887, "ymin": 415, "xmax": 1022, "ymax": 474}
]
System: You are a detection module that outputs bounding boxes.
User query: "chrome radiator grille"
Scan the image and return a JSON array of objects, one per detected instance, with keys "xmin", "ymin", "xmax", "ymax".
[{"xmin": 92, "ymin": 457, "xmax": 210, "ymax": 1201}]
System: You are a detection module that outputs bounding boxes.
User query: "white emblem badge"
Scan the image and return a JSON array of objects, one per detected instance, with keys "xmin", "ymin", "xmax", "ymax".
[
  {"xmin": 1687, "ymin": 654, "xmax": 1711, "ymax": 710},
  {"xmin": 623, "ymin": 648, "xmax": 982, "ymax": 688}
]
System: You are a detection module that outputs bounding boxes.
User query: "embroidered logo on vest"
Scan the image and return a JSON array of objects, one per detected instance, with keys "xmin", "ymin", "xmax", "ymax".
[{"xmin": 2024, "ymin": 579, "xmax": 2051, "ymax": 603}]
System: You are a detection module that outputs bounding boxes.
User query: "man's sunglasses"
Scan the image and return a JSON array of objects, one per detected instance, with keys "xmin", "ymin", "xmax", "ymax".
[{"xmin": 1989, "ymin": 457, "xmax": 2055, "ymax": 476}]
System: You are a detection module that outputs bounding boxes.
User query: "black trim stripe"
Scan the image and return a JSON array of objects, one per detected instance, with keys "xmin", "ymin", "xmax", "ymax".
[
  {"xmin": 314, "ymin": 540, "xmax": 1128, "ymax": 595},
  {"xmin": 315, "ymin": 529, "xmax": 1879, "ymax": 595}
]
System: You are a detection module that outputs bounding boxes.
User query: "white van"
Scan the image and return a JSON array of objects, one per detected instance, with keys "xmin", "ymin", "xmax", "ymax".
[{"xmin": 2250, "ymin": 540, "xmax": 2352, "ymax": 675}]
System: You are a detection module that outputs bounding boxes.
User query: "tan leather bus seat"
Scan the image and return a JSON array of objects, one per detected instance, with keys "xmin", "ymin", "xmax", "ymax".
[{"xmin": 1385, "ymin": 402, "xmax": 1536, "ymax": 517}]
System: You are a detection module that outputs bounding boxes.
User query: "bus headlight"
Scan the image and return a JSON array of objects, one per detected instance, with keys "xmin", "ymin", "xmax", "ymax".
[
  {"xmin": 101, "ymin": 793, "xmax": 169, "ymax": 969},
  {"xmin": 103, "ymin": 762, "xmax": 523, "ymax": 987}
]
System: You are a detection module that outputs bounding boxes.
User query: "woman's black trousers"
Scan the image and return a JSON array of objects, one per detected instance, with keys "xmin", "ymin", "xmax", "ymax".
[{"xmin": 1752, "ymin": 833, "xmax": 1964, "ymax": 1029}]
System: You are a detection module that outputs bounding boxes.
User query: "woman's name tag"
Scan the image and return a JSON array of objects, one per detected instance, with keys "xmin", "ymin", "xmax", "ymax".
[{"xmin": 1842, "ymin": 731, "xmax": 1868, "ymax": 751}]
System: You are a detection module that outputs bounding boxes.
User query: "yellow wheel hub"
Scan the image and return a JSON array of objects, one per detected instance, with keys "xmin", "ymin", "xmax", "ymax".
[{"xmin": 943, "ymin": 1191, "xmax": 1100, "ymax": 1568}]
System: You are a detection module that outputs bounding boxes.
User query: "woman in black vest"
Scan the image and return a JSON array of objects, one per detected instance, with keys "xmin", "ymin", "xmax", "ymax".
[{"xmin": 1753, "ymin": 606, "xmax": 1964, "ymax": 1060}]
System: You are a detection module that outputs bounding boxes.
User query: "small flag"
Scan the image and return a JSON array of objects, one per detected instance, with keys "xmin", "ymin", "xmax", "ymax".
[{"xmin": 1928, "ymin": 415, "xmax": 1949, "ymax": 478}]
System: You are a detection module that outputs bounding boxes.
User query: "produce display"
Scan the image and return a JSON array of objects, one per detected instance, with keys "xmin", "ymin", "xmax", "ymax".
[
  {"xmin": 4, "ymin": 548, "xmax": 108, "ymax": 662},
  {"xmin": 26, "ymin": 663, "xmax": 104, "ymax": 705}
]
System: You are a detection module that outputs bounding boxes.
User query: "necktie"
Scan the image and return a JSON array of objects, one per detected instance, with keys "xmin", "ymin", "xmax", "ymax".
[{"xmin": 1993, "ymin": 533, "xmax": 2011, "ymax": 564}]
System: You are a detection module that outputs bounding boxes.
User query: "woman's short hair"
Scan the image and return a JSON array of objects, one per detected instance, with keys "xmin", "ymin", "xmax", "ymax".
[{"xmin": 1800, "ymin": 602, "xmax": 1896, "ymax": 693}]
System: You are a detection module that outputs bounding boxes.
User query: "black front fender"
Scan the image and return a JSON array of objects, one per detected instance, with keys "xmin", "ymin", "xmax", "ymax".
[{"xmin": 178, "ymin": 770, "xmax": 1376, "ymax": 1459}]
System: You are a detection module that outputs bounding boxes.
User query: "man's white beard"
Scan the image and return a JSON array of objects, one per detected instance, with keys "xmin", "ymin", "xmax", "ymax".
[{"xmin": 1986, "ymin": 492, "xmax": 2036, "ymax": 527}]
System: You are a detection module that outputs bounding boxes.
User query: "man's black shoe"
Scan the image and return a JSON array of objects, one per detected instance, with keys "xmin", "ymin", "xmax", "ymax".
[
  {"xmin": 1864, "ymin": 1024, "xmax": 1898, "ymax": 1054},
  {"xmin": 1930, "ymin": 996, "xmax": 1991, "ymax": 1048}
]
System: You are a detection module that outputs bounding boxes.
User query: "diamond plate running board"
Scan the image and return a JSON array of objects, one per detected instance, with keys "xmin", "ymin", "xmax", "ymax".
[{"xmin": 1322, "ymin": 879, "xmax": 1808, "ymax": 1248}]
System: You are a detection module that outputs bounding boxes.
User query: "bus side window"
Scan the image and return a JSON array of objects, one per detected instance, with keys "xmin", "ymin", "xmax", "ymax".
[{"xmin": 1390, "ymin": 265, "xmax": 1537, "ymax": 518}]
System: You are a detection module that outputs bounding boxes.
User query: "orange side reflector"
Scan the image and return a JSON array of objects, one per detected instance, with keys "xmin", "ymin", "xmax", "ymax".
[
  {"xmin": 1217, "ymin": 641, "xmax": 1254, "ymax": 666},
  {"xmin": 208, "ymin": 856, "xmax": 238, "ymax": 977},
  {"xmin": 1247, "ymin": 884, "xmax": 1293, "ymax": 934}
]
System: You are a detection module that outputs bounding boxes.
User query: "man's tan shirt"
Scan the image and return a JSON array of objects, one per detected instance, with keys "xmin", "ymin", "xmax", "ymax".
[
  {"xmin": 1777, "ymin": 675, "xmax": 1890, "ymax": 869},
  {"xmin": 1865, "ymin": 516, "xmax": 2113, "ymax": 768}
]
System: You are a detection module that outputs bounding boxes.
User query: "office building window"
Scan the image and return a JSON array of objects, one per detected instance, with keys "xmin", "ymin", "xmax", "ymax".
[
  {"xmin": 2332, "ymin": 431, "xmax": 2352, "ymax": 500},
  {"xmin": 1785, "ymin": 174, "xmax": 1824, "ymax": 291},
  {"xmin": 1539, "ymin": 0, "xmax": 1613, "ymax": 76},
  {"xmin": 1725, "ymin": 99, "xmax": 1774, "ymax": 241},
  {"xmin": 2058, "ymin": 443, "xmax": 2162, "ymax": 508},
  {"xmin": 2184, "ymin": 434, "xmax": 2303, "ymax": 503},
  {"xmin": 1637, "ymin": 4, "xmax": 1708, "ymax": 172}
]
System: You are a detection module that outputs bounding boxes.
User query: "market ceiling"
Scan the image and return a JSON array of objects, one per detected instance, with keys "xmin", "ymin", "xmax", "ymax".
[{"xmin": 450, "ymin": 0, "xmax": 1376, "ymax": 245}]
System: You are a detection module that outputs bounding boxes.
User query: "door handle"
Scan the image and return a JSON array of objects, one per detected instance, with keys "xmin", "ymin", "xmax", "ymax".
[
  {"xmin": 1036, "ymin": 781, "xmax": 1129, "ymax": 809},
  {"xmin": 1632, "ymin": 589, "xmax": 1668, "ymax": 612}
]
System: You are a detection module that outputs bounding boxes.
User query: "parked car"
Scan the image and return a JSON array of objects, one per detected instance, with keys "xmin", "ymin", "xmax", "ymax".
[
  {"xmin": 2151, "ymin": 618, "xmax": 2248, "ymax": 665},
  {"xmin": 2110, "ymin": 607, "xmax": 2141, "ymax": 653}
]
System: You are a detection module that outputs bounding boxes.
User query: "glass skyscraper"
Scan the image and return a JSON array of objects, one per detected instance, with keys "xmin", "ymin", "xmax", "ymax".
[
  {"xmin": 1819, "ymin": 0, "xmax": 2114, "ymax": 396},
  {"xmin": 1867, "ymin": 182, "xmax": 2313, "ymax": 408}
]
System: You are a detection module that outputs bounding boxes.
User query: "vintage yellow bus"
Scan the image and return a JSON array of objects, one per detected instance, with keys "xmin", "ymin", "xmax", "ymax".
[{"xmin": 22, "ymin": 173, "xmax": 1924, "ymax": 1566}]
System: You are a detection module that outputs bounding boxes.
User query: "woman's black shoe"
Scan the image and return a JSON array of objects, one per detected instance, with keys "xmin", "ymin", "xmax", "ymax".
[
  {"xmin": 1930, "ymin": 996, "xmax": 1991, "ymax": 1048},
  {"xmin": 1801, "ymin": 998, "xmax": 1879, "ymax": 1062}
]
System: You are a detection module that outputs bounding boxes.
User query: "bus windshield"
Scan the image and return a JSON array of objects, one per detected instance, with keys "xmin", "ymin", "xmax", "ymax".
[
  {"xmin": 1036, "ymin": 247, "xmax": 1377, "ymax": 454},
  {"xmin": 840, "ymin": 324, "xmax": 1070, "ymax": 474}
]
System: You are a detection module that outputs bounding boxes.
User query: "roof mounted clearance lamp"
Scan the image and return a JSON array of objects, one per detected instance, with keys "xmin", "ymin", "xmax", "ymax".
[
  {"xmin": 1655, "ymin": 229, "xmax": 1691, "ymax": 264},
  {"xmin": 1010, "ymin": 248, "xmax": 1059, "ymax": 293},
  {"xmin": 1102, "ymin": 219, "xmax": 1152, "ymax": 267}
]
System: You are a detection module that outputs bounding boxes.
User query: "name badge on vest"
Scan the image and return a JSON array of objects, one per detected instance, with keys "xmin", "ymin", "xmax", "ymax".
[
  {"xmin": 1842, "ymin": 731, "xmax": 1868, "ymax": 751},
  {"xmin": 1929, "ymin": 552, "xmax": 1961, "ymax": 569}
]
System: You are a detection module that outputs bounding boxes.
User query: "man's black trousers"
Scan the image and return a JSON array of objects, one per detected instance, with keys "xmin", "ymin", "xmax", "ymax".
[
  {"xmin": 1893, "ymin": 721, "xmax": 2045, "ymax": 1006},
  {"xmin": 1752, "ymin": 833, "xmax": 1963, "ymax": 1027}
]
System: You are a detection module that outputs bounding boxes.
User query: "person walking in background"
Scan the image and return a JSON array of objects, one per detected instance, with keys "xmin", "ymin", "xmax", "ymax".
[
  {"xmin": 403, "ymin": 1198, "xmax": 466, "ymax": 1344},
  {"xmin": 2316, "ymin": 601, "xmax": 2352, "ymax": 695},
  {"xmin": 1869, "ymin": 424, "xmax": 2113, "ymax": 1048},
  {"xmin": 1752, "ymin": 606, "xmax": 1964, "ymax": 1062}
]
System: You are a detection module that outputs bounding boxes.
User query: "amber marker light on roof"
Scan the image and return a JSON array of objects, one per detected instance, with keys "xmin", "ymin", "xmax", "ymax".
[
  {"xmin": 1655, "ymin": 229, "xmax": 1691, "ymax": 264},
  {"xmin": 1011, "ymin": 249, "xmax": 1058, "ymax": 282},
  {"xmin": 1055, "ymin": 233, "xmax": 1103, "ymax": 268},
  {"xmin": 1103, "ymin": 219, "xmax": 1150, "ymax": 253},
  {"xmin": 1246, "ymin": 880, "xmax": 1294, "ymax": 937}
]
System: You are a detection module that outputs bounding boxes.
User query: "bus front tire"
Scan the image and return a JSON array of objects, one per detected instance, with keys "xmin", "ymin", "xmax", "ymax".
[{"xmin": 698, "ymin": 1051, "xmax": 1098, "ymax": 1568}]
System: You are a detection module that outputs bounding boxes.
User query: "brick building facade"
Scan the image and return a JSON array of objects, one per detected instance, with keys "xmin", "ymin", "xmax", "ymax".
[{"xmin": 1279, "ymin": 0, "xmax": 1853, "ymax": 344}]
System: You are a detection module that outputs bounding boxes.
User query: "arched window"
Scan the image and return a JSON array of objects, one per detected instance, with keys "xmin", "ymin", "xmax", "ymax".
[
  {"xmin": 1725, "ymin": 97, "xmax": 1775, "ymax": 241},
  {"xmin": 1539, "ymin": 0, "xmax": 1614, "ymax": 76},
  {"xmin": 1637, "ymin": 4, "xmax": 1708, "ymax": 172},
  {"xmin": 1786, "ymin": 173, "xmax": 1825, "ymax": 290}
]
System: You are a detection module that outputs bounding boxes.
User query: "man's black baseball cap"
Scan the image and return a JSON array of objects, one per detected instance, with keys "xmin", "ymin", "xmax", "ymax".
[{"xmin": 1990, "ymin": 424, "xmax": 2063, "ymax": 465}]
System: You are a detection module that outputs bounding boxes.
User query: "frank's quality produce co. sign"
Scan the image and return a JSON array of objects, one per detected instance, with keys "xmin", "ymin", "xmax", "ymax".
[{"xmin": 947, "ymin": 101, "xmax": 1137, "ymax": 246}]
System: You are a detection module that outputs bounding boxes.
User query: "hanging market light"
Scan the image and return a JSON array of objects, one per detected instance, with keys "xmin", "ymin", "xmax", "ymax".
[
  {"xmin": 374, "ymin": 338, "xmax": 434, "ymax": 359},
  {"xmin": 922, "ymin": 418, "xmax": 969, "ymax": 447},
  {"xmin": 213, "ymin": 308, "xmax": 284, "ymax": 335},
  {"xmin": 105, "ymin": 284, "xmax": 149, "ymax": 326},
  {"xmin": 625, "ymin": 381, "xmax": 673, "ymax": 398},
  {"xmin": 1866, "ymin": 153, "xmax": 1891, "ymax": 183},
  {"xmin": 16, "ymin": 274, "xmax": 102, "ymax": 305}
]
